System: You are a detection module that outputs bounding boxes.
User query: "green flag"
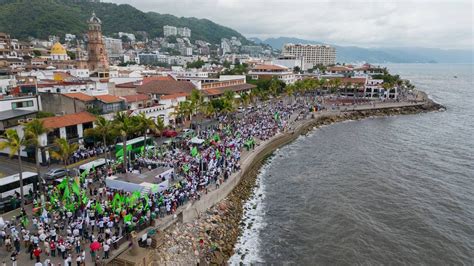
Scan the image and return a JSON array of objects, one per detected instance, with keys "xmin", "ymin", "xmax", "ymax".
[
  {"xmin": 95, "ymin": 202, "xmax": 103, "ymax": 214},
  {"xmin": 274, "ymin": 112, "xmax": 280, "ymax": 121},
  {"xmin": 62, "ymin": 185, "xmax": 70, "ymax": 201},
  {"xmin": 124, "ymin": 213, "xmax": 132, "ymax": 223},
  {"xmin": 82, "ymin": 193, "xmax": 88, "ymax": 205},
  {"xmin": 216, "ymin": 149, "xmax": 221, "ymax": 159},
  {"xmin": 21, "ymin": 216, "xmax": 29, "ymax": 227},
  {"xmin": 112, "ymin": 194, "xmax": 122, "ymax": 209},
  {"xmin": 226, "ymin": 148, "xmax": 231, "ymax": 157},
  {"xmin": 80, "ymin": 169, "xmax": 89, "ymax": 181},
  {"xmin": 71, "ymin": 182, "xmax": 81, "ymax": 196},
  {"xmin": 182, "ymin": 164, "xmax": 190, "ymax": 173},
  {"xmin": 66, "ymin": 202, "xmax": 75, "ymax": 212},
  {"xmin": 57, "ymin": 178, "xmax": 68, "ymax": 190},
  {"xmin": 143, "ymin": 194, "xmax": 150, "ymax": 210},
  {"xmin": 191, "ymin": 146, "xmax": 198, "ymax": 157},
  {"xmin": 213, "ymin": 134, "xmax": 220, "ymax": 142}
]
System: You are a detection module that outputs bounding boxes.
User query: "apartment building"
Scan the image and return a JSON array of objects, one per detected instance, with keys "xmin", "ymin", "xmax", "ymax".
[{"xmin": 282, "ymin": 43, "xmax": 336, "ymax": 68}]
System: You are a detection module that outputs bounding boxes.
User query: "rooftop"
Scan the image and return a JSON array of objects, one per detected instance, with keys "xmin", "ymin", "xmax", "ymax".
[
  {"xmin": 252, "ymin": 64, "xmax": 288, "ymax": 71},
  {"xmin": 41, "ymin": 112, "xmax": 96, "ymax": 129},
  {"xmin": 63, "ymin": 92, "xmax": 95, "ymax": 102},
  {"xmin": 120, "ymin": 94, "xmax": 150, "ymax": 103},
  {"xmin": 160, "ymin": 92, "xmax": 189, "ymax": 100},
  {"xmin": 202, "ymin": 83, "xmax": 256, "ymax": 96},
  {"xmin": 136, "ymin": 80, "xmax": 196, "ymax": 95},
  {"xmin": 0, "ymin": 109, "xmax": 37, "ymax": 121},
  {"xmin": 95, "ymin": 94, "xmax": 123, "ymax": 103}
]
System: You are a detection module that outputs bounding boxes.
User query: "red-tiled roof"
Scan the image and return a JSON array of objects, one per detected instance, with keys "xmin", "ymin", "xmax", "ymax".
[
  {"xmin": 63, "ymin": 92, "xmax": 95, "ymax": 102},
  {"xmin": 252, "ymin": 64, "xmax": 288, "ymax": 71},
  {"xmin": 142, "ymin": 75, "xmax": 174, "ymax": 84},
  {"xmin": 327, "ymin": 66, "xmax": 351, "ymax": 72},
  {"xmin": 136, "ymin": 80, "xmax": 196, "ymax": 95},
  {"xmin": 160, "ymin": 92, "xmax": 189, "ymax": 100},
  {"xmin": 120, "ymin": 94, "xmax": 150, "ymax": 103},
  {"xmin": 95, "ymin": 94, "xmax": 123, "ymax": 103},
  {"xmin": 41, "ymin": 112, "xmax": 96, "ymax": 129}
]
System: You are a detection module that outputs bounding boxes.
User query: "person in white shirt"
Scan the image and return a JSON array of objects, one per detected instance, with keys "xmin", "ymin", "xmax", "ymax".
[{"xmin": 103, "ymin": 243, "xmax": 110, "ymax": 259}]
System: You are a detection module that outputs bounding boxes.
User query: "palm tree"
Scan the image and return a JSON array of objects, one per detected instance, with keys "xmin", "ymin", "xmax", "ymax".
[
  {"xmin": 136, "ymin": 112, "xmax": 156, "ymax": 156},
  {"xmin": 50, "ymin": 138, "xmax": 79, "ymax": 170},
  {"xmin": 0, "ymin": 129, "xmax": 28, "ymax": 208},
  {"xmin": 154, "ymin": 116, "xmax": 165, "ymax": 136},
  {"xmin": 84, "ymin": 116, "xmax": 113, "ymax": 161},
  {"xmin": 223, "ymin": 90, "xmax": 237, "ymax": 114},
  {"xmin": 202, "ymin": 102, "xmax": 217, "ymax": 118},
  {"xmin": 24, "ymin": 119, "xmax": 49, "ymax": 183},
  {"xmin": 189, "ymin": 89, "xmax": 204, "ymax": 114},
  {"xmin": 285, "ymin": 84, "xmax": 295, "ymax": 103},
  {"xmin": 113, "ymin": 112, "xmax": 138, "ymax": 172}
]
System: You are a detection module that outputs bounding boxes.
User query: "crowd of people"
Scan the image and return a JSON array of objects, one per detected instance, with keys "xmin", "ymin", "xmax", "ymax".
[{"xmin": 0, "ymin": 98, "xmax": 314, "ymax": 266}]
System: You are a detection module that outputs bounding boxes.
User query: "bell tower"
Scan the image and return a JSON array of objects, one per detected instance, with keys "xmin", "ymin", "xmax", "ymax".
[{"xmin": 87, "ymin": 12, "xmax": 109, "ymax": 77}]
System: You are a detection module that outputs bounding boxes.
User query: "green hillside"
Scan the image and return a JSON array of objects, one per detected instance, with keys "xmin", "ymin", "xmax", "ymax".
[{"xmin": 0, "ymin": 0, "xmax": 248, "ymax": 44}]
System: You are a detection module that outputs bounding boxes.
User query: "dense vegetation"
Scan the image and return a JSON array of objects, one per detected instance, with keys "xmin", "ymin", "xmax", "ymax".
[{"xmin": 0, "ymin": 0, "xmax": 248, "ymax": 44}]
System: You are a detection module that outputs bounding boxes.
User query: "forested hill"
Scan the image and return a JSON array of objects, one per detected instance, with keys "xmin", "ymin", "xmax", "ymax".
[{"xmin": 0, "ymin": 0, "xmax": 248, "ymax": 44}]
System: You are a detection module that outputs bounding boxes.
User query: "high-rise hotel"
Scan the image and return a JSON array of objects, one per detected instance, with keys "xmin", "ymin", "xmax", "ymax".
[{"xmin": 282, "ymin": 43, "xmax": 336, "ymax": 68}]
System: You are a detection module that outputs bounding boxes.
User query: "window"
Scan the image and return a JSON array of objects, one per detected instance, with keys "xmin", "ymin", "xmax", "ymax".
[{"xmin": 11, "ymin": 100, "xmax": 34, "ymax": 109}]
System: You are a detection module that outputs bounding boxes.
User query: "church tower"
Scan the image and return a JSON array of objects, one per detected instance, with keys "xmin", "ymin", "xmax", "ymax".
[{"xmin": 87, "ymin": 12, "xmax": 109, "ymax": 77}]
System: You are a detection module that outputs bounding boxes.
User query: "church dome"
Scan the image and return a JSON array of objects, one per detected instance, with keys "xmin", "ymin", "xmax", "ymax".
[
  {"xmin": 89, "ymin": 12, "xmax": 102, "ymax": 24},
  {"xmin": 50, "ymin": 42, "xmax": 67, "ymax": 55}
]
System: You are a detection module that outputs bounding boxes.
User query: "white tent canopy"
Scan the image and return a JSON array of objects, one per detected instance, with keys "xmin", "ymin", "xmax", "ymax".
[{"xmin": 189, "ymin": 137, "xmax": 205, "ymax": 145}]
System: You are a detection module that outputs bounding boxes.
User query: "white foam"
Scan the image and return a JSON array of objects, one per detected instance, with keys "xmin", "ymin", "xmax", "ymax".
[{"xmin": 228, "ymin": 163, "xmax": 270, "ymax": 265}]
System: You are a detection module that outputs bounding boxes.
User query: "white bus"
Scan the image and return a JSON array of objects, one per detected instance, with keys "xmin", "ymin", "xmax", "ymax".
[
  {"xmin": 78, "ymin": 158, "xmax": 113, "ymax": 174},
  {"xmin": 0, "ymin": 172, "xmax": 38, "ymax": 212}
]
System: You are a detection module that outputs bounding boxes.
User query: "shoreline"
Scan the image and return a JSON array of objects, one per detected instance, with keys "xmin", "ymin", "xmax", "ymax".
[{"xmin": 153, "ymin": 97, "xmax": 444, "ymax": 264}]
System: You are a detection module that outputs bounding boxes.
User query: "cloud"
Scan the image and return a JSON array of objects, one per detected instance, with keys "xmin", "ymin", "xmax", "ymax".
[{"xmin": 106, "ymin": 0, "xmax": 473, "ymax": 49}]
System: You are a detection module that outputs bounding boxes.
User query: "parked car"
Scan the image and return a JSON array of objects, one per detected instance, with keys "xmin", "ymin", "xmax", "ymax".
[
  {"xmin": 162, "ymin": 129, "xmax": 178, "ymax": 138},
  {"xmin": 43, "ymin": 168, "xmax": 68, "ymax": 181}
]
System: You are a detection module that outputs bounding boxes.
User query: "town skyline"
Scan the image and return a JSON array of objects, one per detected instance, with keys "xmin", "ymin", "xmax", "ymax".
[{"xmin": 107, "ymin": 0, "xmax": 473, "ymax": 50}]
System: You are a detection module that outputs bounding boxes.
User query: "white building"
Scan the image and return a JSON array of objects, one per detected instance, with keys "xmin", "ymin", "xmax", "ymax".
[
  {"xmin": 163, "ymin": 25, "xmax": 178, "ymax": 37},
  {"xmin": 177, "ymin": 27, "xmax": 191, "ymax": 38},
  {"xmin": 221, "ymin": 39, "xmax": 231, "ymax": 55},
  {"xmin": 272, "ymin": 55, "xmax": 306, "ymax": 71},
  {"xmin": 103, "ymin": 37, "xmax": 123, "ymax": 59},
  {"xmin": 248, "ymin": 64, "xmax": 296, "ymax": 84},
  {"xmin": 282, "ymin": 43, "xmax": 336, "ymax": 68},
  {"xmin": 118, "ymin": 32, "xmax": 136, "ymax": 42}
]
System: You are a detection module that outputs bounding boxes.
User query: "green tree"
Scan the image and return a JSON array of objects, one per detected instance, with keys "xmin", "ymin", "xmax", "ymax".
[
  {"xmin": 50, "ymin": 138, "xmax": 78, "ymax": 170},
  {"xmin": 0, "ymin": 129, "xmax": 28, "ymax": 208},
  {"xmin": 136, "ymin": 113, "xmax": 156, "ymax": 156},
  {"xmin": 84, "ymin": 116, "xmax": 114, "ymax": 161},
  {"xmin": 113, "ymin": 112, "xmax": 138, "ymax": 172},
  {"xmin": 186, "ymin": 59, "xmax": 205, "ymax": 69},
  {"xmin": 24, "ymin": 119, "xmax": 49, "ymax": 184}
]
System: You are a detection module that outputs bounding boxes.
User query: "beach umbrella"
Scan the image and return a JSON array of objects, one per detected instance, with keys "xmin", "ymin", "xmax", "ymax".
[{"xmin": 90, "ymin": 241, "xmax": 101, "ymax": 251}]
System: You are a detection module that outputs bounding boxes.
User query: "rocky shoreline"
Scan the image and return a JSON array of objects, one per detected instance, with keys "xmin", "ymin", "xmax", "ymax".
[{"xmin": 154, "ymin": 99, "xmax": 444, "ymax": 265}]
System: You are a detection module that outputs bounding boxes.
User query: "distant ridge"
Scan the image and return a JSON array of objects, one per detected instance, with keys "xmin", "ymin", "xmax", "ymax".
[
  {"xmin": 258, "ymin": 37, "xmax": 473, "ymax": 63},
  {"xmin": 0, "ymin": 0, "xmax": 249, "ymax": 44}
]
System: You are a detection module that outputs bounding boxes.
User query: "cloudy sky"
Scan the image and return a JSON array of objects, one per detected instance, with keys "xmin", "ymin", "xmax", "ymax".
[{"xmin": 107, "ymin": 0, "xmax": 473, "ymax": 50}]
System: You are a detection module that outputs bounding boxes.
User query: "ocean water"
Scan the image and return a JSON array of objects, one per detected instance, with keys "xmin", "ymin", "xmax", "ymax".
[{"xmin": 230, "ymin": 64, "xmax": 474, "ymax": 265}]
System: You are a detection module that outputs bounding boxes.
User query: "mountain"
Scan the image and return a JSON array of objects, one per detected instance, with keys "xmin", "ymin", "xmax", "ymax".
[
  {"xmin": 258, "ymin": 37, "xmax": 473, "ymax": 63},
  {"xmin": 248, "ymin": 37, "xmax": 263, "ymax": 44},
  {"xmin": 0, "ymin": 0, "xmax": 248, "ymax": 44}
]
